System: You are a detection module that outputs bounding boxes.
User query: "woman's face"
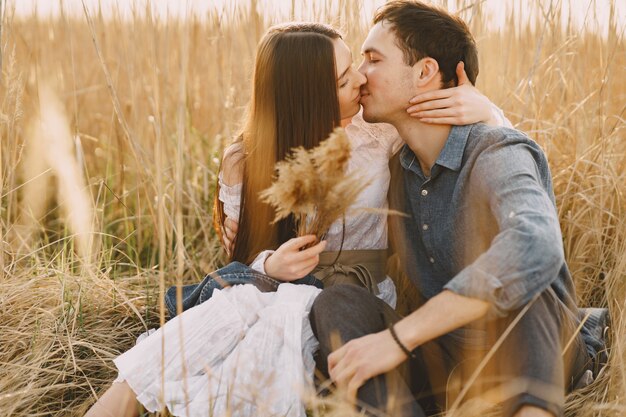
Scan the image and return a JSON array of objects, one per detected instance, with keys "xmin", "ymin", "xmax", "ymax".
[{"xmin": 334, "ymin": 38, "xmax": 367, "ymax": 120}]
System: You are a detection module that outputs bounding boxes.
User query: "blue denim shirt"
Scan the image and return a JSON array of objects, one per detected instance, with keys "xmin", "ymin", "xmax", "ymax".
[{"xmin": 388, "ymin": 123, "xmax": 579, "ymax": 319}]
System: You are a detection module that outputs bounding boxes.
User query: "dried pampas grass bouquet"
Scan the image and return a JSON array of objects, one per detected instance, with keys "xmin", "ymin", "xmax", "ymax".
[{"xmin": 260, "ymin": 127, "xmax": 368, "ymax": 242}]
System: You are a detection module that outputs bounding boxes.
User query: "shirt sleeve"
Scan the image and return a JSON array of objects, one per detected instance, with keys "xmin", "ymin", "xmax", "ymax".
[{"xmin": 443, "ymin": 139, "xmax": 564, "ymax": 318}]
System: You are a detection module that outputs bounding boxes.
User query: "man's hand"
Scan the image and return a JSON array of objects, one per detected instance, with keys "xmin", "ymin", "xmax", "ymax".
[
  {"xmin": 222, "ymin": 217, "xmax": 238, "ymax": 255},
  {"xmin": 326, "ymin": 291, "xmax": 491, "ymax": 403},
  {"xmin": 407, "ymin": 61, "xmax": 494, "ymax": 125},
  {"xmin": 328, "ymin": 329, "xmax": 407, "ymax": 402},
  {"xmin": 264, "ymin": 235, "xmax": 326, "ymax": 281}
]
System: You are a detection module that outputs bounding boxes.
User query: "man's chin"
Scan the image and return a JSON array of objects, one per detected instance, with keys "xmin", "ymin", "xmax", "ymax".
[{"xmin": 361, "ymin": 107, "xmax": 383, "ymax": 123}]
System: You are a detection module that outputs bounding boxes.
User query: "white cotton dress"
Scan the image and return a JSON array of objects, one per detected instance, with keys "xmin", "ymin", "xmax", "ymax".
[{"xmin": 113, "ymin": 111, "xmax": 402, "ymax": 417}]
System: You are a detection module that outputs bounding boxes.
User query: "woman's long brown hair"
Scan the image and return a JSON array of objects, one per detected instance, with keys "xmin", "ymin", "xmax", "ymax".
[{"xmin": 215, "ymin": 23, "xmax": 342, "ymax": 264}]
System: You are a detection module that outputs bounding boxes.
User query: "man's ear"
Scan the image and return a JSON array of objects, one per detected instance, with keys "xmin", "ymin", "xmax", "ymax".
[{"xmin": 414, "ymin": 57, "xmax": 440, "ymax": 87}]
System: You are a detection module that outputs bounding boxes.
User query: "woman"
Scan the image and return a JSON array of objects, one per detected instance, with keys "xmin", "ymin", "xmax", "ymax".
[{"xmin": 85, "ymin": 23, "xmax": 505, "ymax": 417}]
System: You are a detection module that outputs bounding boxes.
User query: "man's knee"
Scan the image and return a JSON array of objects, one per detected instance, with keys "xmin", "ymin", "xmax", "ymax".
[
  {"xmin": 311, "ymin": 284, "xmax": 372, "ymax": 316},
  {"xmin": 310, "ymin": 284, "xmax": 389, "ymax": 345},
  {"xmin": 311, "ymin": 285, "xmax": 373, "ymax": 333}
]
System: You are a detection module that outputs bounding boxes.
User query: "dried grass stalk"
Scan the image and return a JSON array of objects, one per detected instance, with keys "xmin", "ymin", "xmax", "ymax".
[
  {"xmin": 260, "ymin": 128, "xmax": 369, "ymax": 242},
  {"xmin": 21, "ymin": 85, "xmax": 95, "ymax": 261}
]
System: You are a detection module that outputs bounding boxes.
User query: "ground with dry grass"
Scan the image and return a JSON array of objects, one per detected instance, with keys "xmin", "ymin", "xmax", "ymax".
[{"xmin": 0, "ymin": 1, "xmax": 624, "ymax": 416}]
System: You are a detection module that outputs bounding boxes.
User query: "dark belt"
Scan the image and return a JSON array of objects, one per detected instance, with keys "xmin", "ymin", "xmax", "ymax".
[{"xmin": 312, "ymin": 249, "xmax": 387, "ymax": 295}]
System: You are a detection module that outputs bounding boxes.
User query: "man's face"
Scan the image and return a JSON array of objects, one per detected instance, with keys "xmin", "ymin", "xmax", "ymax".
[{"xmin": 358, "ymin": 21, "xmax": 418, "ymax": 124}]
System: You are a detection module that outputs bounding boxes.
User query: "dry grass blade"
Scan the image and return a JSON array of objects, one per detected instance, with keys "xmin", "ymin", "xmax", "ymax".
[{"xmin": 19, "ymin": 84, "xmax": 95, "ymax": 261}]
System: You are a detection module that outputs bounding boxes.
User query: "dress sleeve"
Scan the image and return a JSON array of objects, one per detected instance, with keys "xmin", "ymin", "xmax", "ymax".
[
  {"xmin": 249, "ymin": 250, "xmax": 275, "ymax": 274},
  {"xmin": 218, "ymin": 171, "xmax": 242, "ymax": 221},
  {"xmin": 490, "ymin": 103, "xmax": 513, "ymax": 128}
]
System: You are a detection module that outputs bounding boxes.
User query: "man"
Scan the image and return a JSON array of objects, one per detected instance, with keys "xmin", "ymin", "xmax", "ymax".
[{"xmin": 309, "ymin": 2, "xmax": 598, "ymax": 417}]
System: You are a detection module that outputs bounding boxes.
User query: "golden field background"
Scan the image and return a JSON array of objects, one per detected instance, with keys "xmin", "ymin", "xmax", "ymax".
[{"xmin": 0, "ymin": 0, "xmax": 624, "ymax": 416}]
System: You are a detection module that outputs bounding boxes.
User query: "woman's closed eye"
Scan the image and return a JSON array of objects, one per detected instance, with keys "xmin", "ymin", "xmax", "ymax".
[{"xmin": 339, "ymin": 79, "xmax": 349, "ymax": 88}]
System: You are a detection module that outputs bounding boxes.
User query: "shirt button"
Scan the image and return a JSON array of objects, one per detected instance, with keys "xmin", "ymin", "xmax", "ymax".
[
  {"xmin": 422, "ymin": 224, "xmax": 429, "ymax": 231},
  {"xmin": 421, "ymin": 189, "xmax": 428, "ymax": 196},
  {"xmin": 429, "ymin": 257, "xmax": 435, "ymax": 264}
]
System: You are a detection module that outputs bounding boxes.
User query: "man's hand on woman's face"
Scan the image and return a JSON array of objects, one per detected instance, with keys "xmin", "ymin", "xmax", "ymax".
[{"xmin": 406, "ymin": 61, "xmax": 494, "ymax": 125}]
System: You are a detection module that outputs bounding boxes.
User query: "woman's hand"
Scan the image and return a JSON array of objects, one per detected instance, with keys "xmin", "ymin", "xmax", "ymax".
[
  {"xmin": 264, "ymin": 235, "xmax": 326, "ymax": 281},
  {"xmin": 222, "ymin": 217, "xmax": 238, "ymax": 255},
  {"xmin": 407, "ymin": 61, "xmax": 496, "ymax": 125}
]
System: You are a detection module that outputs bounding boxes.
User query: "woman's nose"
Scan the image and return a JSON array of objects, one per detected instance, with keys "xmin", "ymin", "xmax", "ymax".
[
  {"xmin": 357, "ymin": 59, "xmax": 366, "ymax": 75},
  {"xmin": 355, "ymin": 69, "xmax": 367, "ymax": 87}
]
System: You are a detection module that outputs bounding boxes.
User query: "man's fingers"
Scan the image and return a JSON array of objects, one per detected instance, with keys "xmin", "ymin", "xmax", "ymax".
[
  {"xmin": 456, "ymin": 61, "xmax": 470, "ymax": 85},
  {"xmin": 347, "ymin": 374, "xmax": 366, "ymax": 404},
  {"xmin": 332, "ymin": 361, "xmax": 359, "ymax": 387},
  {"xmin": 328, "ymin": 345, "xmax": 347, "ymax": 374}
]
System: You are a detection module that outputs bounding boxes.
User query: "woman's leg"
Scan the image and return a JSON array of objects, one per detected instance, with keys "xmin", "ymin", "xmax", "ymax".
[
  {"xmin": 165, "ymin": 261, "xmax": 282, "ymax": 317},
  {"xmin": 84, "ymin": 381, "xmax": 139, "ymax": 417}
]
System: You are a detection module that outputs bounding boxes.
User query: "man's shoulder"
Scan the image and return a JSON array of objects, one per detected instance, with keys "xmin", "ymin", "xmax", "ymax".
[
  {"xmin": 461, "ymin": 124, "xmax": 553, "ymax": 189},
  {"xmin": 468, "ymin": 123, "xmax": 536, "ymax": 147},
  {"xmin": 465, "ymin": 123, "xmax": 545, "ymax": 161}
]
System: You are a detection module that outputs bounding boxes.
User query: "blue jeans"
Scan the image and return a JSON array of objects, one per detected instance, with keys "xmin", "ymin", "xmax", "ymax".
[{"xmin": 165, "ymin": 261, "xmax": 322, "ymax": 318}]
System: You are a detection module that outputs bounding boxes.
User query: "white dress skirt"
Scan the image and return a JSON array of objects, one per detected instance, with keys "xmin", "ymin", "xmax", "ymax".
[
  {"xmin": 113, "ymin": 111, "xmax": 403, "ymax": 416},
  {"xmin": 115, "ymin": 284, "xmax": 322, "ymax": 417}
]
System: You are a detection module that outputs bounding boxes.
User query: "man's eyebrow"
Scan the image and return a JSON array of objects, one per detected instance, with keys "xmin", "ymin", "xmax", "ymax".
[{"xmin": 361, "ymin": 47, "xmax": 384, "ymax": 57}]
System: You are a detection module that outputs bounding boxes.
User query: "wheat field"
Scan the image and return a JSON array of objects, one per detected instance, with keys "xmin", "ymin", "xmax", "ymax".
[{"xmin": 0, "ymin": 0, "xmax": 624, "ymax": 416}]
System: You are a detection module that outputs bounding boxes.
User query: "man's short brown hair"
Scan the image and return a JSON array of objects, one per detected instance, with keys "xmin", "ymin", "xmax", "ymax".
[{"xmin": 374, "ymin": 0, "xmax": 479, "ymax": 86}]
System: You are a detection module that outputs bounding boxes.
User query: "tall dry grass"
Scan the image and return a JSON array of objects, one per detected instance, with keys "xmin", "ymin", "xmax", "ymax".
[{"xmin": 0, "ymin": 0, "xmax": 624, "ymax": 416}]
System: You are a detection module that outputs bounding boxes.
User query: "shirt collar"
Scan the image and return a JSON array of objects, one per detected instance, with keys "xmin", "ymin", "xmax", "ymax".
[
  {"xmin": 399, "ymin": 124, "xmax": 473, "ymax": 174},
  {"xmin": 399, "ymin": 144, "xmax": 421, "ymax": 176},
  {"xmin": 436, "ymin": 124, "xmax": 473, "ymax": 171}
]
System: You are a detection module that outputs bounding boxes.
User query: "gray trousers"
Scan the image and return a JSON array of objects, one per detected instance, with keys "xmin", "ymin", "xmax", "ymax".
[{"xmin": 309, "ymin": 285, "xmax": 591, "ymax": 417}]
